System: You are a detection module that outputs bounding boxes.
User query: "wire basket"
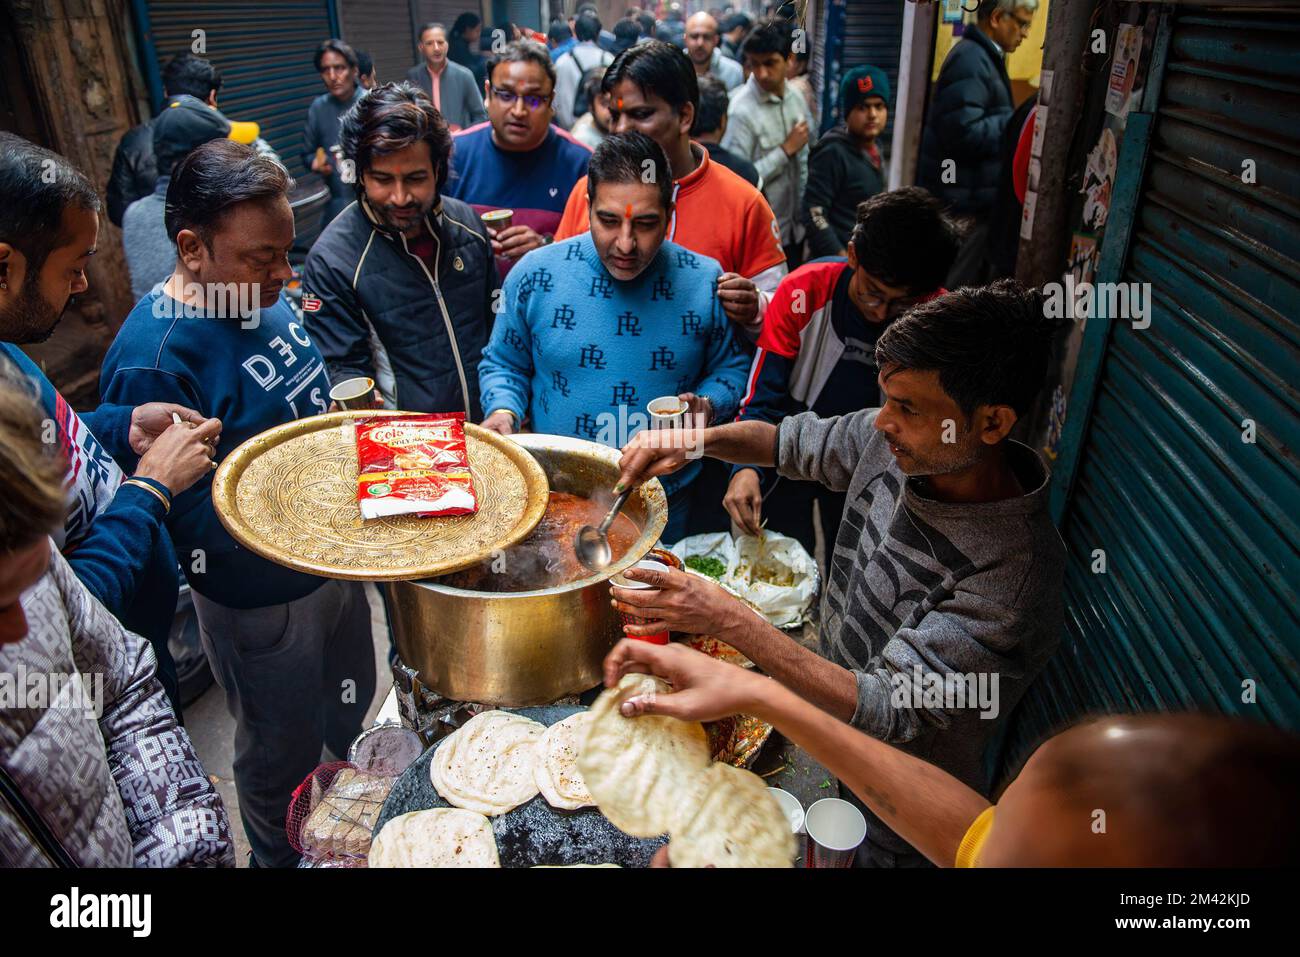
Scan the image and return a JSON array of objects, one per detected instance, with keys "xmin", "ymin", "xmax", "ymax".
[{"xmin": 286, "ymin": 761, "xmax": 394, "ymax": 862}]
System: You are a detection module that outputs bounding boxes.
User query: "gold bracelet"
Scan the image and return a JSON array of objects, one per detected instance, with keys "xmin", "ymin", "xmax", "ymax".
[{"xmin": 122, "ymin": 478, "xmax": 171, "ymax": 514}]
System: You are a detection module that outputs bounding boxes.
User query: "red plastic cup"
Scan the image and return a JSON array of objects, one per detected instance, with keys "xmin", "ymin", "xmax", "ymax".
[{"xmin": 611, "ymin": 558, "xmax": 672, "ymax": 643}]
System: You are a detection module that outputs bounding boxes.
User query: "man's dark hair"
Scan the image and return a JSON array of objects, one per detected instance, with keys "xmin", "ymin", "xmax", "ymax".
[
  {"xmin": 850, "ymin": 187, "xmax": 959, "ymax": 293},
  {"xmin": 0, "ymin": 132, "xmax": 101, "ymax": 279},
  {"xmin": 581, "ymin": 67, "xmax": 608, "ymax": 111},
  {"xmin": 418, "ymin": 21, "xmax": 446, "ymax": 42},
  {"xmin": 602, "ymin": 40, "xmax": 699, "ymax": 115},
  {"xmin": 720, "ymin": 12, "xmax": 752, "ymax": 34},
  {"xmin": 164, "ymin": 139, "xmax": 291, "ymax": 246},
  {"xmin": 314, "ymin": 38, "xmax": 358, "ymax": 72},
  {"xmin": 586, "ymin": 131, "xmax": 673, "ymax": 211},
  {"xmin": 574, "ymin": 10, "xmax": 602, "ymax": 42},
  {"xmin": 548, "ymin": 19, "xmax": 574, "ymax": 45},
  {"xmin": 340, "ymin": 81, "xmax": 452, "ymax": 196},
  {"xmin": 613, "ymin": 17, "xmax": 643, "ymax": 49},
  {"xmin": 741, "ymin": 17, "xmax": 793, "ymax": 60},
  {"xmin": 486, "ymin": 40, "xmax": 557, "ymax": 91},
  {"xmin": 356, "ymin": 49, "xmax": 374, "ymax": 77},
  {"xmin": 691, "ymin": 74, "xmax": 728, "ymax": 136},
  {"xmin": 451, "ymin": 12, "xmax": 480, "ymax": 35},
  {"xmin": 162, "ymin": 53, "xmax": 223, "ymax": 99},
  {"xmin": 636, "ymin": 12, "xmax": 656, "ymax": 36},
  {"xmin": 875, "ymin": 279, "xmax": 1057, "ymax": 419}
]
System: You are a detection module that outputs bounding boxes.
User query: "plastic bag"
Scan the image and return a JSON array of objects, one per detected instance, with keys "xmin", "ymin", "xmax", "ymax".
[{"xmin": 671, "ymin": 531, "xmax": 819, "ymax": 629}]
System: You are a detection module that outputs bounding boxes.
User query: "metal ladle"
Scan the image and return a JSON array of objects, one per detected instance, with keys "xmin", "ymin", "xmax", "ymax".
[{"xmin": 575, "ymin": 488, "xmax": 633, "ymax": 571}]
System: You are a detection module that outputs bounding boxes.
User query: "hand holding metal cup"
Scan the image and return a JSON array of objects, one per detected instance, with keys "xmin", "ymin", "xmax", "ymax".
[{"xmin": 328, "ymin": 376, "xmax": 380, "ymax": 411}]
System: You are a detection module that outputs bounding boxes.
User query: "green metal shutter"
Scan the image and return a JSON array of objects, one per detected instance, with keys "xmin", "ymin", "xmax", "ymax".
[
  {"xmin": 1004, "ymin": 7, "xmax": 1300, "ymax": 774},
  {"xmin": 144, "ymin": 1, "xmax": 335, "ymax": 177},
  {"xmin": 341, "ymin": 0, "xmax": 416, "ymax": 86}
]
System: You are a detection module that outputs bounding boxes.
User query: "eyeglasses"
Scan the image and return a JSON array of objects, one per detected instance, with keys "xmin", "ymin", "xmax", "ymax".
[
  {"xmin": 489, "ymin": 85, "xmax": 552, "ymax": 111},
  {"xmin": 1013, "ymin": 14, "xmax": 1034, "ymax": 33},
  {"xmin": 857, "ymin": 275, "xmax": 932, "ymax": 319}
]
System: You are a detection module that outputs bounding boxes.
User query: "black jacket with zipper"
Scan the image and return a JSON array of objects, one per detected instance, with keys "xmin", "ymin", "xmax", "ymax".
[
  {"xmin": 802, "ymin": 125, "xmax": 886, "ymax": 259},
  {"xmin": 301, "ymin": 196, "xmax": 497, "ymax": 418}
]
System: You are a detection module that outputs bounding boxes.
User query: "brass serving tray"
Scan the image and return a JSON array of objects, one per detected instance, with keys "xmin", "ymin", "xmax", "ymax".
[{"xmin": 212, "ymin": 412, "xmax": 549, "ymax": 581}]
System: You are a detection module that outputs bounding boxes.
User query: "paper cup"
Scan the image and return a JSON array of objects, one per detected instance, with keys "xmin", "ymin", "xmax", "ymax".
[
  {"xmin": 610, "ymin": 558, "xmax": 671, "ymax": 644},
  {"xmin": 480, "ymin": 208, "xmax": 514, "ymax": 232},
  {"xmin": 329, "ymin": 376, "xmax": 378, "ymax": 410},
  {"xmin": 767, "ymin": 787, "xmax": 806, "ymax": 834},
  {"xmin": 647, "ymin": 395, "xmax": 686, "ymax": 429},
  {"xmin": 804, "ymin": 798, "xmax": 866, "ymax": 868}
]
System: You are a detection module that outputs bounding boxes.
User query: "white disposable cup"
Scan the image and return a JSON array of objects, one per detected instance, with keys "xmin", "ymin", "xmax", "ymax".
[
  {"xmin": 610, "ymin": 559, "xmax": 669, "ymax": 590},
  {"xmin": 767, "ymin": 787, "xmax": 806, "ymax": 834},
  {"xmin": 804, "ymin": 798, "xmax": 867, "ymax": 868},
  {"xmin": 647, "ymin": 395, "xmax": 686, "ymax": 429}
]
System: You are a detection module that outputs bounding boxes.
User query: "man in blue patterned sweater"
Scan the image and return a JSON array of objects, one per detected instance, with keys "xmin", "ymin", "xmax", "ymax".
[{"xmin": 480, "ymin": 132, "xmax": 749, "ymax": 542}]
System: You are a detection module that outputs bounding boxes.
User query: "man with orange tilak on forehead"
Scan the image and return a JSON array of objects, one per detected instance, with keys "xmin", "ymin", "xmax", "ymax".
[
  {"xmin": 479, "ymin": 132, "xmax": 748, "ymax": 544},
  {"xmin": 554, "ymin": 41, "xmax": 787, "ymax": 345}
]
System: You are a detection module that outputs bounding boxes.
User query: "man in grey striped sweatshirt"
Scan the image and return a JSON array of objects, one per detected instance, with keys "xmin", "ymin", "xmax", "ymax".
[{"xmin": 611, "ymin": 279, "xmax": 1067, "ymax": 866}]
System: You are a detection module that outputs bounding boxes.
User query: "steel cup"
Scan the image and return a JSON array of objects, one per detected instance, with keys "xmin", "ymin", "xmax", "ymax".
[
  {"xmin": 329, "ymin": 376, "xmax": 378, "ymax": 410},
  {"xmin": 804, "ymin": 798, "xmax": 867, "ymax": 868}
]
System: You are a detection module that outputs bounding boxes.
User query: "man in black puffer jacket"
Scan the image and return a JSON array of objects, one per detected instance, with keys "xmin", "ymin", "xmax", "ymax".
[
  {"xmin": 918, "ymin": 0, "xmax": 1037, "ymax": 219},
  {"xmin": 303, "ymin": 83, "xmax": 497, "ymax": 418}
]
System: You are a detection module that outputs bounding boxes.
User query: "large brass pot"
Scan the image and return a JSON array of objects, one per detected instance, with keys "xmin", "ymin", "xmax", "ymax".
[{"xmin": 385, "ymin": 434, "xmax": 668, "ymax": 706}]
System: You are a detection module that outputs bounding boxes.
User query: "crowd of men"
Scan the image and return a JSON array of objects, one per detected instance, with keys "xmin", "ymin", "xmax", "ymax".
[{"xmin": 2, "ymin": 0, "xmax": 1296, "ymax": 871}]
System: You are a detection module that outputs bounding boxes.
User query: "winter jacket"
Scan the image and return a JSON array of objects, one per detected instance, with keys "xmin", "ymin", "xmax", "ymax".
[
  {"xmin": 301, "ymin": 196, "xmax": 497, "ymax": 418},
  {"xmin": 802, "ymin": 126, "xmax": 886, "ymax": 259},
  {"xmin": 107, "ymin": 121, "xmax": 156, "ymax": 228},
  {"xmin": 0, "ymin": 548, "xmax": 234, "ymax": 867},
  {"xmin": 917, "ymin": 25, "xmax": 1014, "ymax": 217},
  {"xmin": 722, "ymin": 75, "xmax": 811, "ymax": 246},
  {"xmin": 404, "ymin": 60, "xmax": 487, "ymax": 130}
]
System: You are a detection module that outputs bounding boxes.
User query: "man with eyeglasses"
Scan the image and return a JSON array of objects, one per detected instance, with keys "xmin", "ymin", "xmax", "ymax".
[
  {"xmin": 723, "ymin": 189, "xmax": 959, "ymax": 556},
  {"xmin": 304, "ymin": 39, "xmax": 367, "ymax": 224},
  {"xmin": 444, "ymin": 40, "xmax": 592, "ymax": 278},
  {"xmin": 919, "ymin": 0, "xmax": 1036, "ymax": 228}
]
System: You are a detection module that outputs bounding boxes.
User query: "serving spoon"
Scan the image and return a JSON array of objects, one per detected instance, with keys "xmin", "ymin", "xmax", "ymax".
[{"xmin": 575, "ymin": 488, "xmax": 633, "ymax": 571}]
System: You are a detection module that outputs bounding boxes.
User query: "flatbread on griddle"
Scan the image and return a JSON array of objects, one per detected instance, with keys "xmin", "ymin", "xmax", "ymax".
[
  {"xmin": 578, "ymin": 675, "xmax": 710, "ymax": 837},
  {"xmin": 368, "ymin": 809, "xmax": 499, "ymax": 868},
  {"xmin": 430, "ymin": 710, "xmax": 545, "ymax": 816},
  {"xmin": 534, "ymin": 712, "xmax": 595, "ymax": 811}
]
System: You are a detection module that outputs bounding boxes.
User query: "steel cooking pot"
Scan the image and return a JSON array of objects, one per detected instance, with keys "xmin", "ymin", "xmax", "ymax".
[{"xmin": 384, "ymin": 433, "xmax": 668, "ymax": 706}]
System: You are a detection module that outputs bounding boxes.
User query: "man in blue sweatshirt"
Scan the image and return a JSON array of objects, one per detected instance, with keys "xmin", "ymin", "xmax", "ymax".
[
  {"xmin": 479, "ymin": 132, "xmax": 749, "ymax": 543},
  {"xmin": 0, "ymin": 132, "xmax": 221, "ymax": 714},
  {"xmin": 100, "ymin": 139, "xmax": 376, "ymax": 867}
]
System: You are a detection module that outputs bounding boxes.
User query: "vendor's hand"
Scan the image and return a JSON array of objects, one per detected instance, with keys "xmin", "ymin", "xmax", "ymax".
[
  {"xmin": 481, "ymin": 410, "xmax": 516, "ymax": 435},
  {"xmin": 723, "ymin": 468, "xmax": 764, "ymax": 536},
  {"xmin": 603, "ymin": 637, "xmax": 768, "ymax": 723},
  {"xmin": 676, "ymin": 392, "xmax": 713, "ymax": 427},
  {"xmin": 609, "ymin": 564, "xmax": 746, "ymax": 640},
  {"xmin": 129, "ymin": 402, "xmax": 211, "ymax": 456},
  {"xmin": 490, "ymin": 225, "xmax": 546, "ymax": 260},
  {"xmin": 613, "ymin": 427, "xmax": 703, "ymax": 493},
  {"xmin": 716, "ymin": 273, "xmax": 759, "ymax": 328},
  {"xmin": 133, "ymin": 417, "xmax": 223, "ymax": 495},
  {"xmin": 310, "ymin": 153, "xmax": 334, "ymax": 177}
]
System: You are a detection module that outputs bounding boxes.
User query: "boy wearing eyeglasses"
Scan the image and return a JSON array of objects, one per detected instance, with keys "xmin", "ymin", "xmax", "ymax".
[
  {"xmin": 444, "ymin": 40, "xmax": 593, "ymax": 277},
  {"xmin": 723, "ymin": 189, "xmax": 958, "ymax": 555}
]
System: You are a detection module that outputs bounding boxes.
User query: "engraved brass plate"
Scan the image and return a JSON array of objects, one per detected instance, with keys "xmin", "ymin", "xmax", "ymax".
[{"xmin": 212, "ymin": 412, "xmax": 549, "ymax": 581}]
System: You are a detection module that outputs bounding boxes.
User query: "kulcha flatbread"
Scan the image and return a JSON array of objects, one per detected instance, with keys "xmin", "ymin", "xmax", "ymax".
[
  {"xmin": 578, "ymin": 674, "xmax": 711, "ymax": 837},
  {"xmin": 534, "ymin": 712, "xmax": 596, "ymax": 811},
  {"xmin": 667, "ymin": 762, "xmax": 795, "ymax": 868},
  {"xmin": 430, "ymin": 710, "xmax": 546, "ymax": 815},
  {"xmin": 368, "ymin": 809, "xmax": 499, "ymax": 868}
]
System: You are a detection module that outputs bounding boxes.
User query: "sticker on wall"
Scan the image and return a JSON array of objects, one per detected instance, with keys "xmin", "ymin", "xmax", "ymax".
[
  {"xmin": 1039, "ymin": 69, "xmax": 1054, "ymax": 107},
  {"xmin": 1020, "ymin": 190, "xmax": 1038, "ymax": 241},
  {"xmin": 1068, "ymin": 232, "xmax": 1099, "ymax": 290},
  {"xmin": 1105, "ymin": 24, "xmax": 1143, "ymax": 118},
  {"xmin": 1031, "ymin": 105, "xmax": 1049, "ymax": 159}
]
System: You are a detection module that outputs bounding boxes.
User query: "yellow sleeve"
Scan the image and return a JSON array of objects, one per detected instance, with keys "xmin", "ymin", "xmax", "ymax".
[{"xmin": 954, "ymin": 806, "xmax": 996, "ymax": 868}]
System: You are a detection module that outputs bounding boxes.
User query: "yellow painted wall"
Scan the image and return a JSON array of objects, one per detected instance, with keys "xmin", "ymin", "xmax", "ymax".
[{"xmin": 931, "ymin": 1, "xmax": 1049, "ymax": 86}]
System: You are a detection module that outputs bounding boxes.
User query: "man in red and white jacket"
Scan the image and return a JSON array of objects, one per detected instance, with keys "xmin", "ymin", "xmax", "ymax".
[{"xmin": 723, "ymin": 188, "xmax": 959, "ymax": 554}]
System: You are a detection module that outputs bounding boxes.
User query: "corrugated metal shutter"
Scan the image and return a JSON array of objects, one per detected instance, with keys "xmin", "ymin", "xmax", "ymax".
[
  {"xmin": 341, "ymin": 0, "xmax": 416, "ymax": 86},
  {"xmin": 144, "ymin": 1, "xmax": 334, "ymax": 177},
  {"xmin": 413, "ymin": 1, "xmax": 472, "ymax": 32},
  {"xmin": 508, "ymin": 0, "xmax": 542, "ymax": 33},
  {"xmin": 1003, "ymin": 8, "xmax": 1300, "ymax": 774},
  {"xmin": 840, "ymin": 0, "xmax": 904, "ymax": 143}
]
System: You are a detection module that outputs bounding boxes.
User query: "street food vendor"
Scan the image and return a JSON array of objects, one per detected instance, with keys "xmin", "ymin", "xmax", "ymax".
[
  {"xmin": 479, "ymin": 131, "xmax": 748, "ymax": 544},
  {"xmin": 603, "ymin": 639, "xmax": 1300, "ymax": 867},
  {"xmin": 610, "ymin": 280, "xmax": 1067, "ymax": 867}
]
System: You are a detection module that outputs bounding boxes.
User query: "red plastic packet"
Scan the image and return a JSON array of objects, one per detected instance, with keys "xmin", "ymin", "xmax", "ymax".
[{"xmin": 355, "ymin": 413, "xmax": 478, "ymax": 519}]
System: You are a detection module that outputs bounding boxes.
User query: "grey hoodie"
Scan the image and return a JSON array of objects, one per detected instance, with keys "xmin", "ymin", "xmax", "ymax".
[{"xmin": 777, "ymin": 408, "xmax": 1064, "ymax": 863}]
